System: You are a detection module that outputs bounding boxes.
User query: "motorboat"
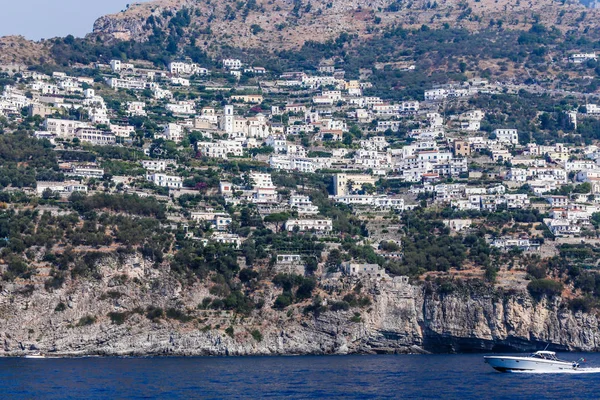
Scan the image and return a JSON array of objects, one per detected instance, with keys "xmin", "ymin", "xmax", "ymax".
[
  {"xmin": 24, "ymin": 352, "xmax": 46, "ymax": 359},
  {"xmin": 484, "ymin": 351, "xmax": 581, "ymax": 372}
]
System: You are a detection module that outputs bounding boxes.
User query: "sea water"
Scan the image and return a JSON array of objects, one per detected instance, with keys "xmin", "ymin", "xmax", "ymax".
[{"xmin": 1, "ymin": 353, "xmax": 599, "ymax": 399}]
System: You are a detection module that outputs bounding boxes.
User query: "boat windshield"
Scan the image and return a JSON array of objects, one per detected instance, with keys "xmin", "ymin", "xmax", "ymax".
[{"xmin": 529, "ymin": 352, "xmax": 559, "ymax": 360}]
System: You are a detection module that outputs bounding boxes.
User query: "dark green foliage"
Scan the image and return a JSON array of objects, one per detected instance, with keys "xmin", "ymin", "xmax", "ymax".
[
  {"xmin": 146, "ymin": 306, "xmax": 164, "ymax": 321},
  {"xmin": 57, "ymin": 150, "xmax": 96, "ymax": 163},
  {"xmin": 239, "ymin": 268, "xmax": 259, "ymax": 283},
  {"xmin": 0, "ymin": 133, "xmax": 61, "ymax": 189},
  {"xmin": 398, "ymin": 217, "xmax": 466, "ymax": 274},
  {"xmin": 250, "ymin": 329, "xmax": 263, "ymax": 342},
  {"xmin": 272, "ymin": 273, "xmax": 316, "ymax": 304},
  {"xmin": 559, "ymin": 244, "xmax": 600, "ymax": 262},
  {"xmin": 568, "ymin": 297, "xmax": 596, "ymax": 313},
  {"xmin": 527, "ymin": 279, "xmax": 564, "ymax": 299},
  {"xmin": 350, "ymin": 312, "xmax": 362, "ymax": 323},
  {"xmin": 303, "ymin": 295, "xmax": 327, "ymax": 316},
  {"xmin": 166, "ymin": 308, "xmax": 193, "ymax": 322},
  {"xmin": 342, "ymin": 293, "xmax": 371, "ymax": 308},
  {"xmin": 77, "ymin": 315, "xmax": 97, "ymax": 326},
  {"xmin": 101, "ymin": 160, "xmax": 146, "ymax": 177},
  {"xmin": 225, "ymin": 326, "xmax": 234, "ymax": 337},
  {"xmin": 263, "ymin": 212, "xmax": 289, "ymax": 232},
  {"xmin": 527, "ymin": 264, "xmax": 546, "ymax": 280},
  {"xmin": 171, "ymin": 242, "xmax": 240, "ymax": 280},
  {"xmin": 69, "ymin": 192, "xmax": 166, "ymax": 219},
  {"xmin": 19, "ymin": 284, "xmax": 35, "ymax": 297},
  {"xmin": 248, "ymin": 146, "xmax": 273, "ymax": 155},
  {"xmin": 108, "ymin": 311, "xmax": 129, "ymax": 325},
  {"xmin": 54, "ymin": 302, "xmax": 67, "ymax": 312},
  {"xmin": 205, "ymin": 289, "xmax": 257, "ymax": 316},
  {"xmin": 273, "ymin": 294, "xmax": 292, "ymax": 309}
]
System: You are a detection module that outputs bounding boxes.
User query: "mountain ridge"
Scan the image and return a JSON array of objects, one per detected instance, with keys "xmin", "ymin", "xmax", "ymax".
[{"xmin": 90, "ymin": 0, "xmax": 600, "ymax": 53}]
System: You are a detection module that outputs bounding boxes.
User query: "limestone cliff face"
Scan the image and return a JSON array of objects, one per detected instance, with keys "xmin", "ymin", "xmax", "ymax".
[{"xmin": 1, "ymin": 255, "xmax": 599, "ymax": 356}]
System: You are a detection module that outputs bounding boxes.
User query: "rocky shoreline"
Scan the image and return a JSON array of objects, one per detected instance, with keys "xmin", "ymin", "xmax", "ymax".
[{"xmin": 2, "ymin": 257, "xmax": 599, "ymax": 357}]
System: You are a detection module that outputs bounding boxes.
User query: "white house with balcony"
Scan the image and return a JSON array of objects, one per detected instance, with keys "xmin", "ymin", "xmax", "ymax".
[
  {"xmin": 66, "ymin": 164, "xmax": 105, "ymax": 179},
  {"xmin": 75, "ymin": 128, "xmax": 116, "ymax": 145},
  {"xmin": 285, "ymin": 218, "xmax": 333, "ymax": 233}
]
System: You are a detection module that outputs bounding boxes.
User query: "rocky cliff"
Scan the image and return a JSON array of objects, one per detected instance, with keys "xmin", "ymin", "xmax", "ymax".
[
  {"xmin": 2, "ymin": 255, "xmax": 598, "ymax": 357},
  {"xmin": 91, "ymin": 0, "xmax": 600, "ymax": 52}
]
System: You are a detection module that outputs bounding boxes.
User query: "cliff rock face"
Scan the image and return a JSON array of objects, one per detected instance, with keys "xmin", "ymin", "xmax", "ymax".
[
  {"xmin": 1, "ymin": 256, "xmax": 598, "ymax": 356},
  {"xmin": 91, "ymin": 0, "xmax": 599, "ymax": 52}
]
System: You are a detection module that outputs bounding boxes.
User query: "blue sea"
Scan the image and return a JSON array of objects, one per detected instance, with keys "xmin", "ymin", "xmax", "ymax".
[{"xmin": 1, "ymin": 354, "xmax": 599, "ymax": 399}]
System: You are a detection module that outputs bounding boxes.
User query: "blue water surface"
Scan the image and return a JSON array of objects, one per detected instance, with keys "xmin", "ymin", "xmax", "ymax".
[{"xmin": 1, "ymin": 353, "xmax": 599, "ymax": 399}]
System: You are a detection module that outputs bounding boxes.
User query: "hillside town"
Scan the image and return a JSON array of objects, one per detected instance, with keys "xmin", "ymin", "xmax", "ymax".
[{"xmin": 3, "ymin": 54, "xmax": 600, "ymax": 258}]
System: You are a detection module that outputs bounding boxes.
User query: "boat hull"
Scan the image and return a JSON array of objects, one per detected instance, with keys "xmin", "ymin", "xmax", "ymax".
[{"xmin": 484, "ymin": 356, "xmax": 577, "ymax": 372}]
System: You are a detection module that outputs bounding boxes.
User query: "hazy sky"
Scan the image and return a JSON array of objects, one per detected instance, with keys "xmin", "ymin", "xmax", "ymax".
[{"xmin": 0, "ymin": 0, "xmax": 151, "ymax": 40}]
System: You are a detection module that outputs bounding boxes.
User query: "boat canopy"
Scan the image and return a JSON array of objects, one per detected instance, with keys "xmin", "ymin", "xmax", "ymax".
[{"xmin": 530, "ymin": 351, "xmax": 559, "ymax": 360}]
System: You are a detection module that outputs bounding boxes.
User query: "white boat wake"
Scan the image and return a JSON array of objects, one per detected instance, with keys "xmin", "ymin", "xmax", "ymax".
[{"xmin": 511, "ymin": 367, "xmax": 600, "ymax": 374}]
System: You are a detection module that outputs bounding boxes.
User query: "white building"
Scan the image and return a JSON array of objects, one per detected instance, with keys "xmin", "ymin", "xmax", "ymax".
[
  {"xmin": 36, "ymin": 181, "xmax": 87, "ymax": 196},
  {"xmin": 141, "ymin": 159, "xmax": 177, "ymax": 172},
  {"xmin": 110, "ymin": 124, "xmax": 135, "ymax": 138},
  {"xmin": 269, "ymin": 155, "xmax": 331, "ymax": 173},
  {"xmin": 211, "ymin": 233, "xmax": 242, "ymax": 248},
  {"xmin": 161, "ymin": 124, "xmax": 185, "ymax": 143},
  {"xmin": 171, "ymin": 77, "xmax": 190, "ymax": 86},
  {"xmin": 222, "ymin": 59, "xmax": 243, "ymax": 70},
  {"xmin": 106, "ymin": 77, "xmax": 147, "ymax": 90},
  {"xmin": 153, "ymin": 87, "xmax": 173, "ymax": 100},
  {"xmin": 166, "ymin": 101, "xmax": 195, "ymax": 115},
  {"xmin": 44, "ymin": 118, "xmax": 88, "ymax": 138},
  {"xmin": 569, "ymin": 53, "xmax": 597, "ymax": 64},
  {"xmin": 127, "ymin": 101, "xmax": 146, "ymax": 116},
  {"xmin": 586, "ymin": 104, "xmax": 600, "ymax": 115},
  {"xmin": 333, "ymin": 195, "xmax": 405, "ymax": 210},
  {"xmin": 75, "ymin": 128, "xmax": 116, "ymax": 145},
  {"xmin": 169, "ymin": 62, "xmax": 208, "ymax": 76},
  {"xmin": 199, "ymin": 140, "xmax": 244, "ymax": 159},
  {"xmin": 285, "ymin": 218, "xmax": 333, "ymax": 233},
  {"xmin": 146, "ymin": 173, "xmax": 183, "ymax": 188},
  {"xmin": 341, "ymin": 262, "xmax": 389, "ymax": 279},
  {"xmin": 424, "ymin": 88, "xmax": 448, "ymax": 101},
  {"xmin": 88, "ymin": 107, "xmax": 110, "ymax": 125},
  {"xmin": 67, "ymin": 164, "xmax": 105, "ymax": 179},
  {"xmin": 289, "ymin": 195, "xmax": 320, "ymax": 215},
  {"xmin": 494, "ymin": 129, "xmax": 519, "ymax": 145},
  {"xmin": 110, "ymin": 60, "xmax": 134, "ymax": 72}
]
